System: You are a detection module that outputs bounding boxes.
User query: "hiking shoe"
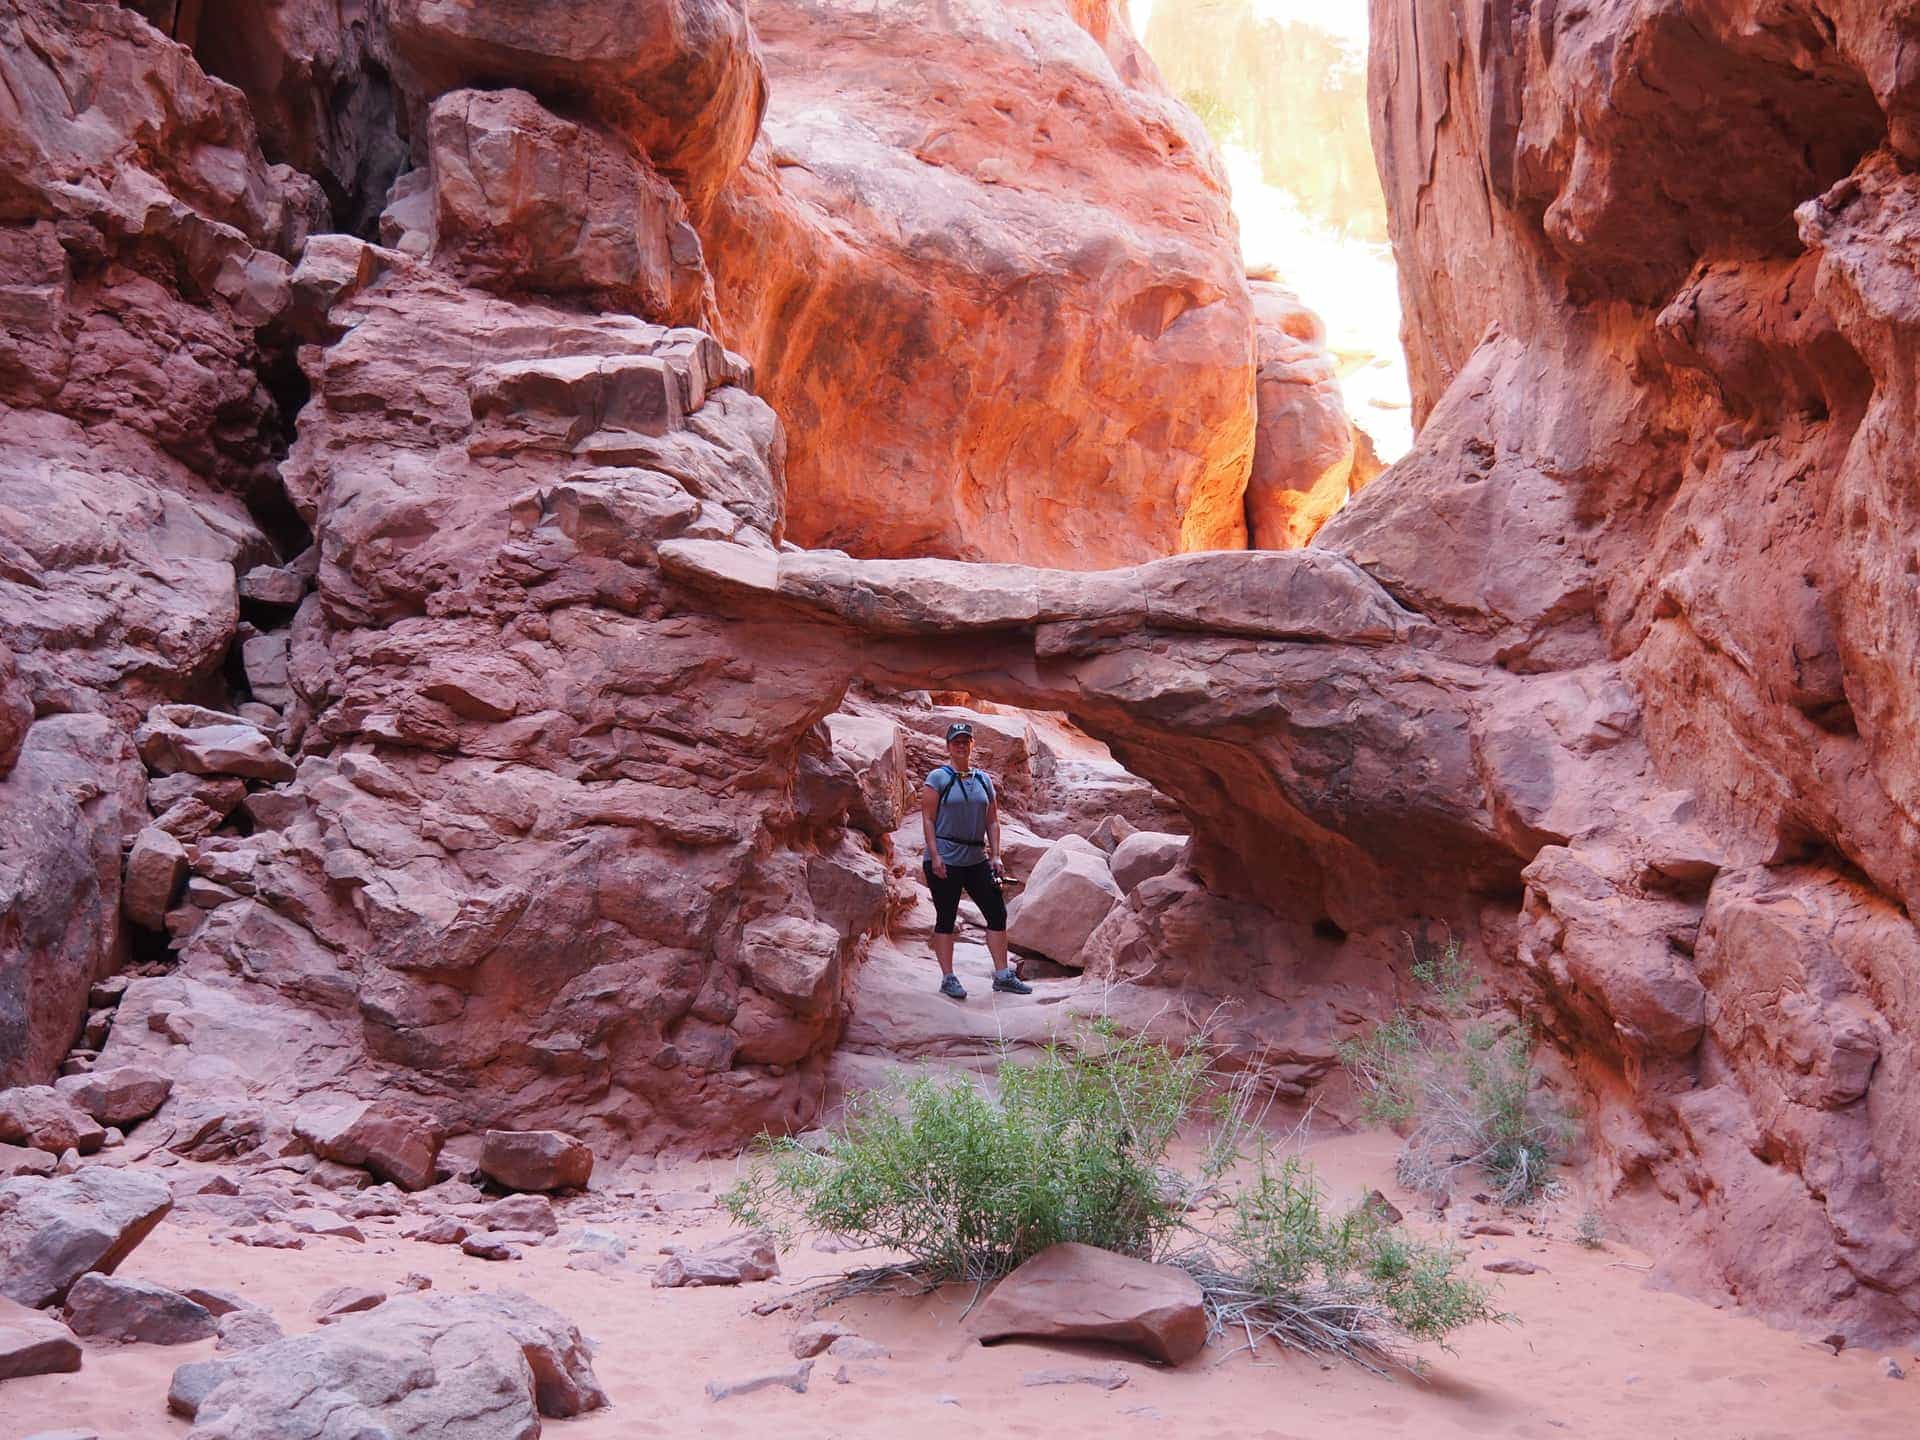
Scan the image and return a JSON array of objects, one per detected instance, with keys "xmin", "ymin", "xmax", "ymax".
[
  {"xmin": 992, "ymin": 967, "xmax": 1033, "ymax": 995},
  {"xmin": 938, "ymin": 973, "xmax": 967, "ymax": 1001}
]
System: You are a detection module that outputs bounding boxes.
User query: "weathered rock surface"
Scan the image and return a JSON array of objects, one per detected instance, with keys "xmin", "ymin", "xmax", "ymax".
[
  {"xmin": 0, "ymin": 1087, "xmax": 105, "ymax": 1155},
  {"xmin": 0, "ymin": 1167, "xmax": 173, "ymax": 1308},
  {"xmin": 1007, "ymin": 837, "xmax": 1122, "ymax": 968},
  {"xmin": 386, "ymin": 0, "xmax": 764, "ymax": 211},
  {"xmin": 479, "ymin": 1131, "xmax": 593, "ymax": 1194},
  {"xmin": 54, "ymin": 1067, "xmax": 173, "ymax": 1128},
  {"xmin": 0, "ymin": 717, "xmax": 145, "ymax": 1088},
  {"xmin": 426, "ymin": 88, "xmax": 711, "ymax": 324},
  {"xmin": 81, "ymin": 249, "xmax": 870, "ymax": 1157},
  {"xmin": 1246, "ymin": 281, "xmax": 1374, "ymax": 549},
  {"xmin": 970, "ymin": 1242, "xmax": 1207, "ymax": 1365},
  {"xmin": 294, "ymin": 1102, "xmax": 442, "ymax": 1192},
  {"xmin": 172, "ymin": 1289, "xmax": 607, "ymax": 1436},
  {"xmin": 1353, "ymin": 0, "xmax": 1920, "ymax": 1343},
  {"xmin": 0, "ymin": 1296, "xmax": 81, "ymax": 1380},
  {"xmin": 66, "ymin": 1273, "xmax": 216, "ymax": 1344},
  {"xmin": 652, "ymin": 1229, "xmax": 779, "ymax": 1288},
  {"xmin": 1108, "ymin": 832, "xmax": 1186, "ymax": 895},
  {"xmin": 700, "ymin": 0, "xmax": 1257, "ymax": 567}
]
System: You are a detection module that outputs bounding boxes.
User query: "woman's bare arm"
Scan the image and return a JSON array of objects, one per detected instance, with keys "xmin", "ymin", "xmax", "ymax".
[{"xmin": 921, "ymin": 784, "xmax": 945, "ymax": 876}]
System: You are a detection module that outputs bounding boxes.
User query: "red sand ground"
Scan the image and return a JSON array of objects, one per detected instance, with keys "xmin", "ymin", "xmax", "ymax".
[{"xmin": 11, "ymin": 1128, "xmax": 1915, "ymax": 1437}]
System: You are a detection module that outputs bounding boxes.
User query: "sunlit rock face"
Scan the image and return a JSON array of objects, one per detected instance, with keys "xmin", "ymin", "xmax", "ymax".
[
  {"xmin": 1245, "ymin": 281, "xmax": 1376, "ymax": 549},
  {"xmin": 1355, "ymin": 0, "xmax": 1920, "ymax": 1343},
  {"xmin": 698, "ymin": 0, "xmax": 1258, "ymax": 569}
]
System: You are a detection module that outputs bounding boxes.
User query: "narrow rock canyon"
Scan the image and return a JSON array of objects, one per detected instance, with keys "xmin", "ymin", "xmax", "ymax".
[{"xmin": 1, "ymin": 6, "xmax": 1918, "ymax": 1430}]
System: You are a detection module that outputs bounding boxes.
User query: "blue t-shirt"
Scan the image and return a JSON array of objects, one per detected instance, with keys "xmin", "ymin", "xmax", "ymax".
[{"xmin": 926, "ymin": 766, "xmax": 994, "ymax": 866}]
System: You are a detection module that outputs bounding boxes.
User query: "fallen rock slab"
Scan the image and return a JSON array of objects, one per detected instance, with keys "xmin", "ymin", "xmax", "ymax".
[
  {"xmin": 0, "ymin": 1142, "xmax": 56, "ymax": 1179},
  {"xmin": 312, "ymin": 1284, "xmax": 387, "ymax": 1323},
  {"xmin": 565, "ymin": 1227, "xmax": 626, "ymax": 1275},
  {"xmin": 479, "ymin": 1129, "xmax": 593, "ymax": 1192},
  {"xmin": 171, "ymin": 1290, "xmax": 607, "ymax": 1433},
  {"xmin": 482, "ymin": 1193, "xmax": 557, "ymax": 1236},
  {"xmin": 286, "ymin": 1208, "xmax": 366, "ymax": 1242},
  {"xmin": 461, "ymin": 1232, "xmax": 521, "ymax": 1261},
  {"xmin": 652, "ymin": 1229, "xmax": 779, "ymax": 1288},
  {"xmin": 293, "ymin": 1102, "xmax": 442, "ymax": 1192},
  {"xmin": 0, "ymin": 1167, "xmax": 173, "ymax": 1307},
  {"xmin": 0, "ymin": 1086, "xmax": 106, "ymax": 1155},
  {"xmin": 706, "ymin": 1359, "xmax": 812, "ymax": 1401},
  {"xmin": 54, "ymin": 1066, "xmax": 173, "ymax": 1128},
  {"xmin": 970, "ymin": 1242, "xmax": 1207, "ymax": 1365},
  {"xmin": 1484, "ymin": 1258, "xmax": 1543, "ymax": 1275},
  {"xmin": 135, "ymin": 705, "xmax": 296, "ymax": 782},
  {"xmin": 0, "ymin": 1296, "xmax": 81, "ymax": 1380},
  {"xmin": 789, "ymin": 1320, "xmax": 852, "ymax": 1358},
  {"xmin": 1022, "ymin": 1365, "xmax": 1130, "ymax": 1389},
  {"xmin": 66, "ymin": 1273, "xmax": 215, "ymax": 1344},
  {"xmin": 123, "ymin": 826, "xmax": 189, "ymax": 930}
]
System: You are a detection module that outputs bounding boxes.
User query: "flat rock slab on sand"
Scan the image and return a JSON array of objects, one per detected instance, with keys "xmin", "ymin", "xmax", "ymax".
[
  {"xmin": 707, "ymin": 1359, "xmax": 813, "ymax": 1401},
  {"xmin": 653, "ymin": 1230, "xmax": 779, "ymax": 1288},
  {"xmin": 969, "ymin": 1242, "xmax": 1208, "ymax": 1365},
  {"xmin": 66, "ymin": 1273, "xmax": 215, "ymax": 1344},
  {"xmin": 0, "ymin": 1297, "xmax": 80, "ymax": 1380},
  {"xmin": 169, "ymin": 1290, "xmax": 606, "ymax": 1437}
]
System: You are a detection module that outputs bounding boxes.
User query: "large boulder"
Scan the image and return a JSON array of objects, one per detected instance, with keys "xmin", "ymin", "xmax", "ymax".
[
  {"xmin": 386, "ymin": 0, "xmax": 765, "ymax": 208},
  {"xmin": 66, "ymin": 1273, "xmax": 216, "ymax": 1345},
  {"xmin": 1108, "ymin": 832, "xmax": 1186, "ymax": 895},
  {"xmin": 54, "ymin": 1066, "xmax": 173, "ymax": 1128},
  {"xmin": 294, "ymin": 1102, "xmax": 443, "ymax": 1192},
  {"xmin": 170, "ymin": 1289, "xmax": 607, "ymax": 1436},
  {"xmin": 1007, "ymin": 837, "xmax": 1123, "ymax": 968},
  {"xmin": 0, "ymin": 1086, "xmax": 106, "ymax": 1154},
  {"xmin": 478, "ymin": 1131, "xmax": 594, "ymax": 1194},
  {"xmin": 0, "ymin": 1296, "xmax": 80, "ymax": 1381},
  {"xmin": 969, "ymin": 1242, "xmax": 1208, "ymax": 1365},
  {"xmin": 700, "ymin": 0, "xmax": 1256, "ymax": 567},
  {"xmin": 426, "ymin": 88, "xmax": 710, "ymax": 324},
  {"xmin": 122, "ymin": 826, "xmax": 189, "ymax": 932},
  {"xmin": 0, "ymin": 1167, "xmax": 173, "ymax": 1308},
  {"xmin": 823, "ymin": 713, "xmax": 911, "ymax": 836}
]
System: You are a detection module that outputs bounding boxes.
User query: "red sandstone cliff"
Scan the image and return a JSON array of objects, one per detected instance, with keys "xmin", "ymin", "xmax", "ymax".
[
  {"xmin": 1, "ymin": 0, "xmax": 1915, "ymax": 1355},
  {"xmin": 697, "ymin": 0, "xmax": 1259, "ymax": 567},
  {"xmin": 1347, "ymin": 0, "xmax": 1920, "ymax": 1341}
]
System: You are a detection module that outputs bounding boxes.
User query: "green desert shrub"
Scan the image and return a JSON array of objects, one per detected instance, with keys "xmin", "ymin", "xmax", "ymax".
[
  {"xmin": 725, "ymin": 1026, "xmax": 1214, "ymax": 1283},
  {"xmin": 1172, "ymin": 1147, "xmax": 1504, "ymax": 1365},
  {"xmin": 727, "ymin": 1024, "xmax": 1502, "ymax": 1367},
  {"xmin": 1338, "ymin": 937, "xmax": 1574, "ymax": 1205},
  {"xmin": 1573, "ymin": 1206, "xmax": 1607, "ymax": 1249}
]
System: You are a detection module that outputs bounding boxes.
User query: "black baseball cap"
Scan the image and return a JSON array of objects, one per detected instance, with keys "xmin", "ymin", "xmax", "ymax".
[{"xmin": 945, "ymin": 721, "xmax": 974, "ymax": 741}]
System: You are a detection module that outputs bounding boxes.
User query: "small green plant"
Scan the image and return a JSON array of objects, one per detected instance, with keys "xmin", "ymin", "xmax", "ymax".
[
  {"xmin": 1573, "ymin": 1207, "xmax": 1606, "ymax": 1249},
  {"xmin": 1169, "ymin": 1147, "xmax": 1504, "ymax": 1368},
  {"xmin": 725, "ymin": 1026, "xmax": 1217, "ymax": 1284},
  {"xmin": 1338, "ymin": 937, "xmax": 1573, "ymax": 1205}
]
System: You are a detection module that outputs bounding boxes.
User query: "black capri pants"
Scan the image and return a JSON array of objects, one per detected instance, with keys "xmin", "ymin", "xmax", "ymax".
[{"xmin": 923, "ymin": 859, "xmax": 1008, "ymax": 934}]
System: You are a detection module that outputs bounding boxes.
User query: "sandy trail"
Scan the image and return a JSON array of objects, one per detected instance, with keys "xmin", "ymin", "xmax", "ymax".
[{"xmin": 10, "ymin": 1120, "xmax": 1914, "ymax": 1438}]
